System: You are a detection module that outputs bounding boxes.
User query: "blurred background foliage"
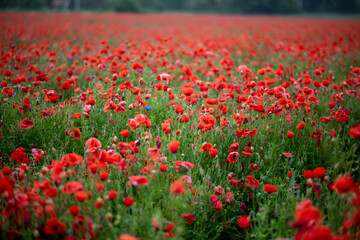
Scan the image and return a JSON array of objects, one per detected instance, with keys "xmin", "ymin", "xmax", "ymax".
[{"xmin": 1, "ymin": 0, "xmax": 359, "ymax": 14}]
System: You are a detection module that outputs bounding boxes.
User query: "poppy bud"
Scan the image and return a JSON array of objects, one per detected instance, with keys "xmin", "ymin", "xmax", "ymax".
[
  {"xmin": 95, "ymin": 198, "xmax": 104, "ymax": 209},
  {"xmin": 33, "ymin": 230, "xmax": 40, "ymax": 238},
  {"xmin": 106, "ymin": 212, "xmax": 113, "ymax": 222},
  {"xmin": 307, "ymin": 178, "xmax": 313, "ymax": 187},
  {"xmin": 65, "ymin": 129, "xmax": 70, "ymax": 136}
]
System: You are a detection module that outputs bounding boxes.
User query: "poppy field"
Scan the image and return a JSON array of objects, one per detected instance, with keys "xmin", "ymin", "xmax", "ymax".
[{"xmin": 1, "ymin": 12, "xmax": 360, "ymax": 240}]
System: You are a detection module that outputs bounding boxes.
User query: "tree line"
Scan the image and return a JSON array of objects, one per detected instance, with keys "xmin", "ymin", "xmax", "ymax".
[{"xmin": 1, "ymin": 0, "xmax": 360, "ymax": 14}]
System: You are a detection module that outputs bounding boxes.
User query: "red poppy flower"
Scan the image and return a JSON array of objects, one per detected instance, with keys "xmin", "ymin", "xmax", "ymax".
[
  {"xmin": 213, "ymin": 200, "xmax": 223, "ymax": 211},
  {"xmin": 148, "ymin": 147, "xmax": 161, "ymax": 161},
  {"xmin": 128, "ymin": 114, "xmax": 151, "ymax": 131},
  {"xmin": 160, "ymin": 165, "xmax": 168, "ymax": 172},
  {"xmin": 302, "ymin": 226, "xmax": 335, "ymax": 240},
  {"xmin": 51, "ymin": 160, "xmax": 65, "ymax": 184},
  {"xmin": 70, "ymin": 127, "xmax": 81, "ymax": 139},
  {"xmin": 72, "ymin": 215, "xmax": 85, "ymax": 232},
  {"xmin": 353, "ymin": 67, "xmax": 360, "ymax": 73},
  {"xmin": 246, "ymin": 176, "xmax": 260, "ymax": 188},
  {"xmin": 228, "ymin": 143, "xmax": 239, "ymax": 152},
  {"xmin": 293, "ymin": 200, "xmax": 323, "ymax": 229},
  {"xmin": 249, "ymin": 163, "xmax": 260, "ymax": 171},
  {"xmin": 118, "ymin": 234, "xmax": 138, "ymax": 240},
  {"xmin": 332, "ymin": 174, "xmax": 358, "ymax": 195},
  {"xmin": 313, "ymin": 167, "xmax": 326, "ymax": 178},
  {"xmin": 331, "ymin": 129, "xmax": 337, "ymax": 138},
  {"xmin": 213, "ymin": 185, "xmax": 224, "ymax": 195},
  {"xmin": 120, "ymin": 129, "xmax": 129, "ymax": 138},
  {"xmin": 97, "ymin": 182, "xmax": 104, "ymax": 192},
  {"xmin": 31, "ymin": 148, "xmax": 45, "ymax": 163},
  {"xmin": 174, "ymin": 161, "xmax": 194, "ymax": 171},
  {"xmin": 237, "ymin": 215, "xmax": 251, "ymax": 229},
  {"xmin": 303, "ymin": 170, "xmax": 314, "ymax": 179},
  {"xmin": 170, "ymin": 179, "xmax": 185, "ymax": 195},
  {"xmin": 85, "ymin": 137, "xmax": 102, "ymax": 152},
  {"xmin": 282, "ymin": 152, "xmax": 292, "ymax": 157},
  {"xmin": 303, "ymin": 167, "xmax": 326, "ymax": 179},
  {"xmin": 0, "ymin": 178, "xmax": 14, "ymax": 200},
  {"xmin": 68, "ymin": 205, "xmax": 80, "ymax": 216},
  {"xmin": 108, "ymin": 190, "xmax": 118, "ymax": 200},
  {"xmin": 131, "ymin": 62, "xmax": 143, "ymax": 70},
  {"xmin": 4, "ymin": 70, "xmax": 13, "ymax": 77},
  {"xmin": 287, "ymin": 131, "xmax": 295, "ymax": 138},
  {"xmin": 209, "ymin": 148, "xmax": 219, "ymax": 157},
  {"xmin": 328, "ymin": 102, "xmax": 336, "ymax": 108},
  {"xmin": 296, "ymin": 121, "xmax": 305, "ymax": 130},
  {"xmin": 164, "ymin": 221, "xmax": 175, "ymax": 238},
  {"xmin": 19, "ymin": 118, "xmax": 34, "ymax": 129},
  {"xmin": 75, "ymin": 191, "xmax": 88, "ymax": 202},
  {"xmin": 199, "ymin": 143, "xmax": 214, "ymax": 152},
  {"xmin": 44, "ymin": 217, "xmax": 66, "ymax": 235},
  {"xmin": 226, "ymin": 152, "xmax": 239, "ymax": 163},
  {"xmin": 168, "ymin": 140, "xmax": 180, "ymax": 153},
  {"xmin": 350, "ymin": 124, "xmax": 360, "ymax": 139},
  {"xmin": 124, "ymin": 196, "xmax": 135, "ymax": 207},
  {"xmin": 99, "ymin": 171, "xmax": 109, "ymax": 181},
  {"xmin": 209, "ymin": 194, "xmax": 219, "ymax": 203},
  {"xmin": 10, "ymin": 148, "xmax": 30, "ymax": 165},
  {"xmin": 263, "ymin": 184, "xmax": 278, "ymax": 194},
  {"xmin": 128, "ymin": 175, "xmax": 150, "ymax": 186},
  {"xmin": 62, "ymin": 153, "xmax": 83, "ymax": 167},
  {"xmin": 241, "ymin": 149, "xmax": 252, "ymax": 157},
  {"xmin": 353, "ymin": 210, "xmax": 360, "ymax": 225},
  {"xmin": 62, "ymin": 81, "xmax": 71, "ymax": 90},
  {"xmin": 174, "ymin": 105, "xmax": 184, "ymax": 115},
  {"xmin": 63, "ymin": 181, "xmax": 83, "ymax": 194},
  {"xmin": 2, "ymin": 86, "xmax": 14, "ymax": 97},
  {"xmin": 182, "ymin": 87, "xmax": 194, "ymax": 96},
  {"xmin": 181, "ymin": 213, "xmax": 195, "ymax": 224}
]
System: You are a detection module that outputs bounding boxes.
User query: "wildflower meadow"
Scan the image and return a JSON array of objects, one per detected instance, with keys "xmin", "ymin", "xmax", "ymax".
[{"xmin": 0, "ymin": 12, "xmax": 360, "ymax": 240}]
